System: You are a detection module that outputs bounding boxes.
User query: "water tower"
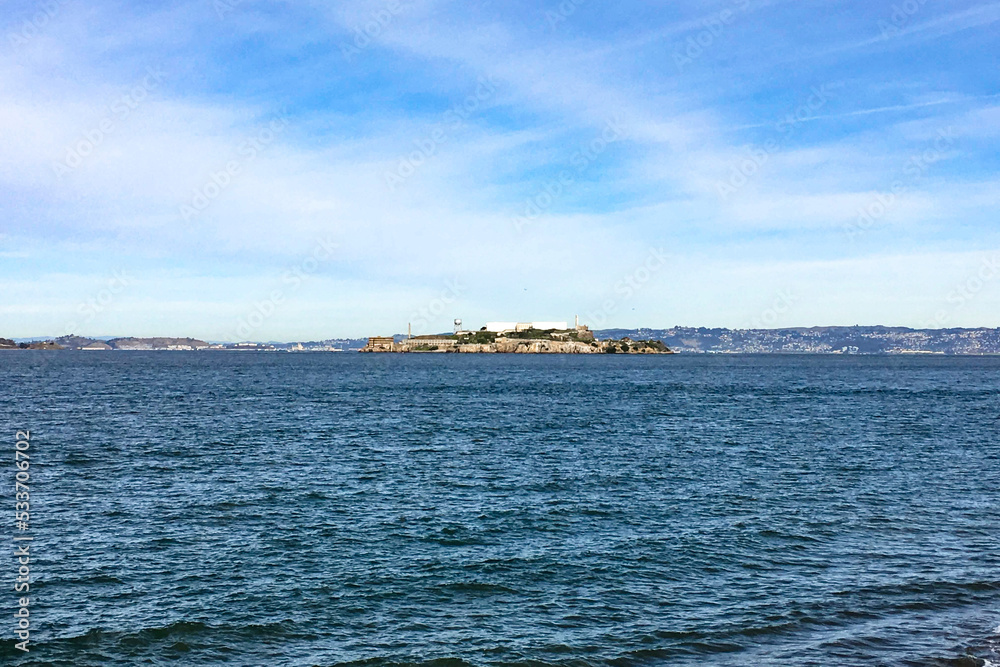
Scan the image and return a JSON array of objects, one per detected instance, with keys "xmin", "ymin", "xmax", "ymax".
[{"xmin": 454, "ymin": 318, "xmax": 463, "ymax": 333}]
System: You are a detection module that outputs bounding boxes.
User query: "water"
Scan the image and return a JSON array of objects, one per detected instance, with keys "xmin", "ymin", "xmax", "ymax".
[{"xmin": 1, "ymin": 352, "xmax": 999, "ymax": 666}]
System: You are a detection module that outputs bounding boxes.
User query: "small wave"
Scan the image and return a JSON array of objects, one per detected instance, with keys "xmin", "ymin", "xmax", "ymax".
[
  {"xmin": 62, "ymin": 456, "xmax": 99, "ymax": 466},
  {"xmin": 45, "ymin": 574, "xmax": 126, "ymax": 586},
  {"xmin": 437, "ymin": 581, "xmax": 518, "ymax": 595},
  {"xmin": 51, "ymin": 618, "xmax": 296, "ymax": 649},
  {"xmin": 119, "ymin": 620, "xmax": 210, "ymax": 644},
  {"xmin": 335, "ymin": 659, "xmax": 475, "ymax": 667},
  {"xmin": 834, "ymin": 579, "xmax": 1000, "ymax": 599}
]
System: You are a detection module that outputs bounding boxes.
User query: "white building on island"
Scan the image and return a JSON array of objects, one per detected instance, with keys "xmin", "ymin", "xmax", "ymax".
[{"xmin": 485, "ymin": 321, "xmax": 569, "ymax": 333}]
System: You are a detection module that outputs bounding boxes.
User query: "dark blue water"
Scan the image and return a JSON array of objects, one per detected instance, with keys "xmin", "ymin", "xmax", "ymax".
[{"xmin": 1, "ymin": 352, "xmax": 999, "ymax": 666}]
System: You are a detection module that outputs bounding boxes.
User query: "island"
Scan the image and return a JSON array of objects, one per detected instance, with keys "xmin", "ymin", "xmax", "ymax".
[{"xmin": 361, "ymin": 320, "xmax": 673, "ymax": 354}]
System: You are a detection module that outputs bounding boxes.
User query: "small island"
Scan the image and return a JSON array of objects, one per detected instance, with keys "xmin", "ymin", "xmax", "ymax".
[{"xmin": 361, "ymin": 320, "xmax": 673, "ymax": 354}]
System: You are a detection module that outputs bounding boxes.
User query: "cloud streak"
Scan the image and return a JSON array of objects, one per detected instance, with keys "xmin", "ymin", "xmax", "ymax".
[{"xmin": 0, "ymin": 0, "xmax": 998, "ymax": 337}]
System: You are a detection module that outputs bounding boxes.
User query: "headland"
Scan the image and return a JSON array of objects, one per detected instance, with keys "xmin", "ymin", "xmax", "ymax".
[{"xmin": 361, "ymin": 320, "xmax": 672, "ymax": 354}]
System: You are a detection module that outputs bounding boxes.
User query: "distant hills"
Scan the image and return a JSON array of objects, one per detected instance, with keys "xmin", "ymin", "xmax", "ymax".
[
  {"xmin": 595, "ymin": 326, "xmax": 1000, "ymax": 355},
  {"xmin": 53, "ymin": 336, "xmax": 211, "ymax": 350},
  {"xmin": 5, "ymin": 327, "xmax": 1000, "ymax": 354},
  {"xmin": 2, "ymin": 336, "xmax": 361, "ymax": 351},
  {"xmin": 1, "ymin": 337, "xmax": 64, "ymax": 350}
]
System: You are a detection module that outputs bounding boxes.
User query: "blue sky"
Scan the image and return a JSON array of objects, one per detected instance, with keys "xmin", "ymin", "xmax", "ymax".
[{"xmin": 1, "ymin": 0, "xmax": 998, "ymax": 340}]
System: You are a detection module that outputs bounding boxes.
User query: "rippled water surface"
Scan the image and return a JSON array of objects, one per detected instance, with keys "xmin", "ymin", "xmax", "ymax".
[{"xmin": 1, "ymin": 352, "xmax": 999, "ymax": 666}]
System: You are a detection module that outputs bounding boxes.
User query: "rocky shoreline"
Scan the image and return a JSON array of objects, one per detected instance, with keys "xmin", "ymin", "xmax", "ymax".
[{"xmin": 363, "ymin": 336, "xmax": 673, "ymax": 354}]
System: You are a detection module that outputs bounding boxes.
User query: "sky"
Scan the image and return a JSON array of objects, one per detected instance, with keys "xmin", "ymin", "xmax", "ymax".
[{"xmin": 1, "ymin": 0, "xmax": 998, "ymax": 340}]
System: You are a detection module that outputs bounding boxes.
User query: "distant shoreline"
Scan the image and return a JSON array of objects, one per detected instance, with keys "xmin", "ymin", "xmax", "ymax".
[
  {"xmin": 8, "ymin": 348, "xmax": 1000, "ymax": 357},
  {"xmin": 5, "ymin": 325, "xmax": 1000, "ymax": 354}
]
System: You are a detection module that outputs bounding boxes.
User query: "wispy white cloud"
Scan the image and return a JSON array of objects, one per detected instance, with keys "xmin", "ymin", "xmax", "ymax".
[{"xmin": 0, "ymin": 0, "xmax": 998, "ymax": 336}]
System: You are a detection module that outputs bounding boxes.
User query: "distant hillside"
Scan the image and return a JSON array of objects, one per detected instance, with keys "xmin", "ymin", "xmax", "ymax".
[
  {"xmin": 53, "ymin": 335, "xmax": 102, "ymax": 350},
  {"xmin": 109, "ymin": 337, "xmax": 209, "ymax": 350},
  {"xmin": 26, "ymin": 341, "xmax": 64, "ymax": 350},
  {"xmin": 1, "ymin": 338, "xmax": 64, "ymax": 350},
  {"xmin": 13, "ymin": 335, "xmax": 363, "ymax": 351},
  {"xmin": 595, "ymin": 326, "xmax": 1000, "ymax": 354},
  {"xmin": 51, "ymin": 336, "xmax": 210, "ymax": 350}
]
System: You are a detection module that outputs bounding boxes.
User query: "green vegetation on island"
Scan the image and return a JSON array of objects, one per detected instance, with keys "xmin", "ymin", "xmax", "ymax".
[{"xmin": 363, "ymin": 325, "xmax": 674, "ymax": 354}]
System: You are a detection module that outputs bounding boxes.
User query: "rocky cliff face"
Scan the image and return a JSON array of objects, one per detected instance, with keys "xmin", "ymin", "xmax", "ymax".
[
  {"xmin": 442, "ymin": 339, "xmax": 671, "ymax": 354},
  {"xmin": 494, "ymin": 339, "xmax": 598, "ymax": 353}
]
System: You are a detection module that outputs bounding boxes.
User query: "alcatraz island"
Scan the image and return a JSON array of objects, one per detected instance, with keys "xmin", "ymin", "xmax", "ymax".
[{"xmin": 361, "ymin": 318, "xmax": 673, "ymax": 354}]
